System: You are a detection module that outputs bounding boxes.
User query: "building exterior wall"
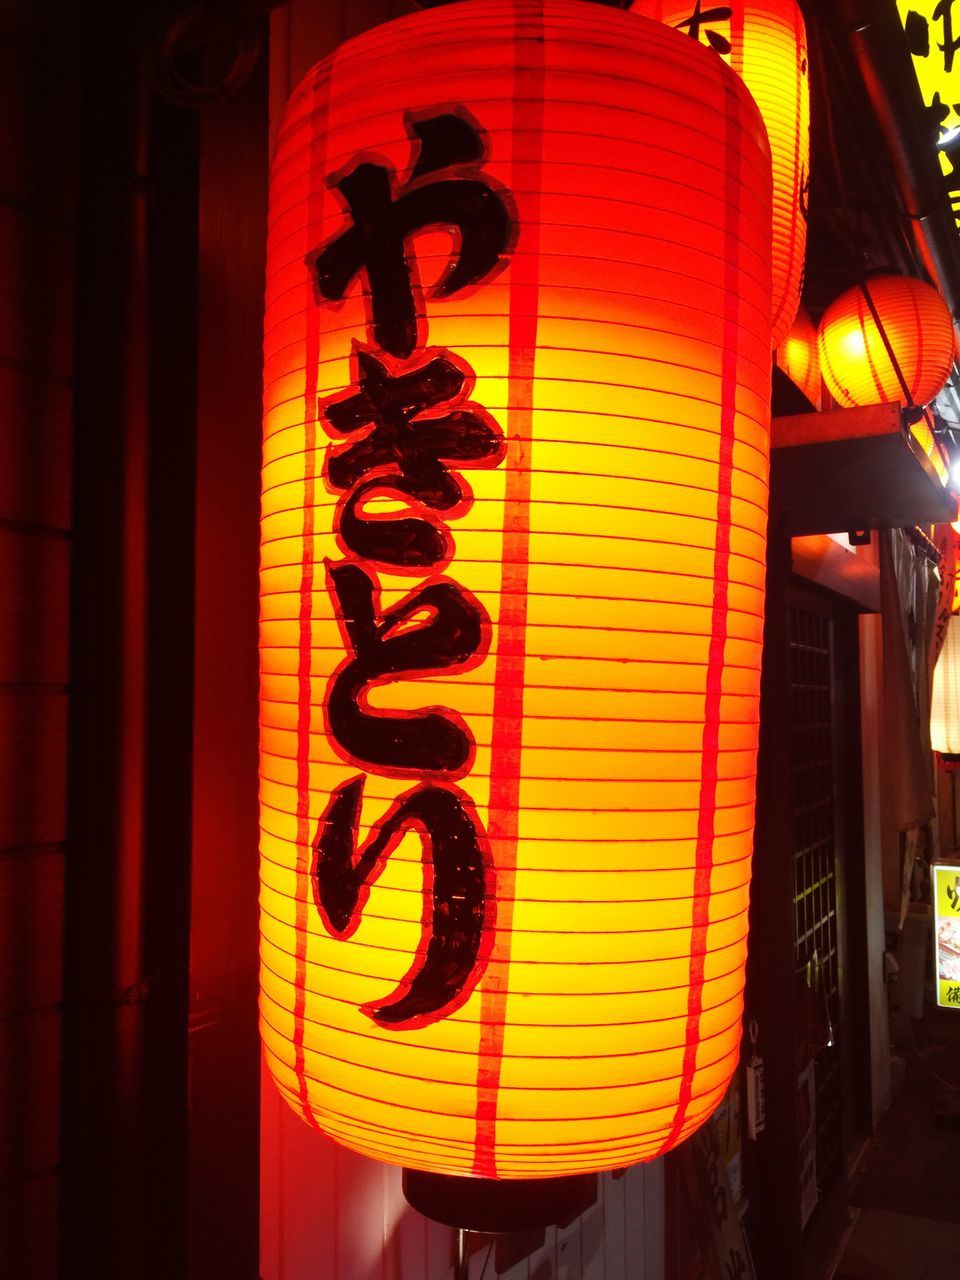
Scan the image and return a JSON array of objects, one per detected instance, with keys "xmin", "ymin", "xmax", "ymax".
[
  {"xmin": 0, "ymin": 4, "xmax": 79, "ymax": 1274},
  {"xmin": 262, "ymin": 1062, "xmax": 665, "ymax": 1280}
]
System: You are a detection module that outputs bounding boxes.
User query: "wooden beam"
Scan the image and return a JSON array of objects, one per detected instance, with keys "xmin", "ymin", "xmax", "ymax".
[{"xmin": 770, "ymin": 405, "xmax": 956, "ymax": 535}]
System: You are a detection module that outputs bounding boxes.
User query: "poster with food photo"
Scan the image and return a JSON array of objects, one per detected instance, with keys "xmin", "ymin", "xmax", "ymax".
[{"xmin": 934, "ymin": 864, "xmax": 960, "ymax": 1008}]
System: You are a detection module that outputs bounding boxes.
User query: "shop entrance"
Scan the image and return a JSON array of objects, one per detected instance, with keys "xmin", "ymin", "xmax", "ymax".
[{"xmin": 744, "ymin": 569, "xmax": 871, "ymax": 1280}]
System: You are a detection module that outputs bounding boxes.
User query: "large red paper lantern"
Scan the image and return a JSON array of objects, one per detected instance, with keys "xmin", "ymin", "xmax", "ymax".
[
  {"xmin": 260, "ymin": 0, "xmax": 773, "ymax": 1181},
  {"xmin": 818, "ymin": 275, "xmax": 955, "ymax": 409},
  {"xmin": 637, "ymin": 0, "xmax": 809, "ymax": 348}
]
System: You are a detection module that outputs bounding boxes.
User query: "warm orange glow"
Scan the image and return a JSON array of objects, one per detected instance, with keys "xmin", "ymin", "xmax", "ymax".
[
  {"xmin": 933, "ymin": 616, "xmax": 960, "ymax": 754},
  {"xmin": 911, "ymin": 411, "xmax": 950, "ymax": 486},
  {"xmin": 775, "ymin": 304, "xmax": 820, "ymax": 407},
  {"xmin": 818, "ymin": 276, "xmax": 955, "ymax": 409},
  {"xmin": 637, "ymin": 0, "xmax": 809, "ymax": 348},
  {"xmin": 260, "ymin": 0, "xmax": 772, "ymax": 1180}
]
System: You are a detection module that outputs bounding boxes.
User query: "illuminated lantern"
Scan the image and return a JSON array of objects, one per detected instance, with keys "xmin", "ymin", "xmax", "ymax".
[
  {"xmin": 637, "ymin": 0, "xmax": 809, "ymax": 348},
  {"xmin": 932, "ymin": 615, "xmax": 960, "ymax": 758},
  {"xmin": 260, "ymin": 0, "xmax": 773, "ymax": 1183},
  {"xmin": 818, "ymin": 275, "xmax": 955, "ymax": 409},
  {"xmin": 775, "ymin": 304, "xmax": 820, "ymax": 407}
]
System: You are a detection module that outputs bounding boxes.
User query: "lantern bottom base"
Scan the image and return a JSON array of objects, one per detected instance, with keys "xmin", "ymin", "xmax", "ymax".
[{"xmin": 402, "ymin": 1167, "xmax": 598, "ymax": 1233}]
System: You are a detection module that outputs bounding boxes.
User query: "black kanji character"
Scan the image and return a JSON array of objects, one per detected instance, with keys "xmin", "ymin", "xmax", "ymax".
[
  {"xmin": 314, "ymin": 775, "xmax": 491, "ymax": 1026},
  {"xmin": 674, "ymin": 2, "xmax": 734, "ymax": 55},
  {"xmin": 325, "ymin": 560, "xmax": 488, "ymax": 777},
  {"xmin": 934, "ymin": 0, "xmax": 960, "ymax": 73},
  {"xmin": 905, "ymin": 10, "xmax": 931, "ymax": 58},
  {"xmin": 323, "ymin": 346, "xmax": 505, "ymax": 570},
  {"xmin": 309, "ymin": 112, "xmax": 513, "ymax": 358}
]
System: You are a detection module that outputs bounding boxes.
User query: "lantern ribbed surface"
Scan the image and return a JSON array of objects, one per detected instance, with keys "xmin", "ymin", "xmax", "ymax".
[
  {"xmin": 818, "ymin": 275, "xmax": 955, "ymax": 409},
  {"xmin": 260, "ymin": 0, "xmax": 773, "ymax": 1178},
  {"xmin": 933, "ymin": 615, "xmax": 960, "ymax": 755},
  {"xmin": 776, "ymin": 305, "xmax": 820, "ymax": 406},
  {"xmin": 637, "ymin": 0, "xmax": 808, "ymax": 349}
]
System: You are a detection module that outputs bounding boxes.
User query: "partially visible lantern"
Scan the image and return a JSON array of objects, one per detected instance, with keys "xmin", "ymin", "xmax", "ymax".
[
  {"xmin": 775, "ymin": 304, "xmax": 820, "ymax": 407},
  {"xmin": 932, "ymin": 615, "xmax": 960, "ymax": 757},
  {"xmin": 260, "ymin": 0, "xmax": 773, "ymax": 1181},
  {"xmin": 637, "ymin": 0, "xmax": 809, "ymax": 347},
  {"xmin": 818, "ymin": 275, "xmax": 955, "ymax": 409}
]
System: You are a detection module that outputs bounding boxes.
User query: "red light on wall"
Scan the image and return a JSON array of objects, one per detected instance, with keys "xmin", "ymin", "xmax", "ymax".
[
  {"xmin": 260, "ymin": 0, "xmax": 773, "ymax": 1181},
  {"xmin": 637, "ymin": 0, "xmax": 809, "ymax": 349},
  {"xmin": 818, "ymin": 275, "xmax": 955, "ymax": 409}
]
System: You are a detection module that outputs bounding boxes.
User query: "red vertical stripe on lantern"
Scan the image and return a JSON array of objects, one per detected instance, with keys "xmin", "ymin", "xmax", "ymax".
[
  {"xmin": 473, "ymin": 0, "xmax": 546, "ymax": 1179},
  {"xmin": 657, "ymin": 80, "xmax": 745, "ymax": 1157},
  {"xmin": 293, "ymin": 69, "xmax": 331, "ymax": 1126}
]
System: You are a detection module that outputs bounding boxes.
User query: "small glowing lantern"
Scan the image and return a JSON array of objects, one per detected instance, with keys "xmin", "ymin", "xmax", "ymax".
[
  {"xmin": 260, "ymin": 0, "xmax": 773, "ymax": 1185},
  {"xmin": 775, "ymin": 304, "xmax": 820, "ymax": 407},
  {"xmin": 818, "ymin": 275, "xmax": 955, "ymax": 409},
  {"xmin": 933, "ymin": 615, "xmax": 960, "ymax": 758},
  {"xmin": 636, "ymin": 0, "xmax": 809, "ymax": 348}
]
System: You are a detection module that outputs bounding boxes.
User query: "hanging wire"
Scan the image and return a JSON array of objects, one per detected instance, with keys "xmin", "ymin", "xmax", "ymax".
[
  {"xmin": 478, "ymin": 1238, "xmax": 495, "ymax": 1280},
  {"xmin": 858, "ymin": 276, "xmax": 916, "ymax": 407}
]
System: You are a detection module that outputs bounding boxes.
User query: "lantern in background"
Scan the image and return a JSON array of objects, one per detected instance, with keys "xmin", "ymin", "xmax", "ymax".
[
  {"xmin": 775, "ymin": 304, "xmax": 820, "ymax": 407},
  {"xmin": 818, "ymin": 275, "xmax": 955, "ymax": 409},
  {"xmin": 932, "ymin": 615, "xmax": 960, "ymax": 757},
  {"xmin": 636, "ymin": 0, "xmax": 809, "ymax": 348},
  {"xmin": 260, "ymin": 0, "xmax": 773, "ymax": 1185}
]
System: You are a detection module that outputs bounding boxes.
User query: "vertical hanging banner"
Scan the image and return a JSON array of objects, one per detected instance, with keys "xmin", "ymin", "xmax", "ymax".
[
  {"xmin": 260, "ymin": 0, "xmax": 773, "ymax": 1179},
  {"xmin": 898, "ymin": 1, "xmax": 960, "ymax": 231},
  {"xmin": 636, "ymin": 0, "xmax": 809, "ymax": 348}
]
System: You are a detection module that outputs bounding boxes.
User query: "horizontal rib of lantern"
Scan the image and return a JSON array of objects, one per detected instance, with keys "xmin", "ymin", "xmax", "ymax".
[
  {"xmin": 636, "ymin": 0, "xmax": 808, "ymax": 349},
  {"xmin": 260, "ymin": 0, "xmax": 773, "ymax": 1178},
  {"xmin": 818, "ymin": 275, "xmax": 956, "ymax": 409}
]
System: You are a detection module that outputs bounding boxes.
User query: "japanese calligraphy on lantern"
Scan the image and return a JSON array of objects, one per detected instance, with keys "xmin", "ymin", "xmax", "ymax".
[
  {"xmin": 935, "ymin": 863, "xmax": 960, "ymax": 1006},
  {"xmin": 898, "ymin": 1, "xmax": 960, "ymax": 229},
  {"xmin": 308, "ymin": 112, "xmax": 512, "ymax": 1027}
]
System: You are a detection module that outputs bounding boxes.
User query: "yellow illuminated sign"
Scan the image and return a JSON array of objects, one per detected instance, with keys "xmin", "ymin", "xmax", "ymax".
[
  {"xmin": 898, "ymin": 2, "xmax": 960, "ymax": 228},
  {"xmin": 934, "ymin": 862, "xmax": 960, "ymax": 1006}
]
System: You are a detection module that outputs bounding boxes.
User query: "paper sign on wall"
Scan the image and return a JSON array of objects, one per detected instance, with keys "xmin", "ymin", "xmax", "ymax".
[{"xmin": 934, "ymin": 863, "xmax": 960, "ymax": 1007}]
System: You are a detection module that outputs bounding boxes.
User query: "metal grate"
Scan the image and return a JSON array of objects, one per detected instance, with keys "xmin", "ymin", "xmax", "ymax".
[{"xmin": 788, "ymin": 606, "xmax": 844, "ymax": 1208}]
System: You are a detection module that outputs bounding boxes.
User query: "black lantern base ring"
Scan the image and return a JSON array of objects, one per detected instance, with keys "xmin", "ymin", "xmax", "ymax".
[{"xmin": 402, "ymin": 1167, "xmax": 598, "ymax": 1232}]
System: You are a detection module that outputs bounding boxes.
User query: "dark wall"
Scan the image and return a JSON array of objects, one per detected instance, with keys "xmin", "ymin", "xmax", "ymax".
[{"xmin": 0, "ymin": 4, "xmax": 81, "ymax": 1274}]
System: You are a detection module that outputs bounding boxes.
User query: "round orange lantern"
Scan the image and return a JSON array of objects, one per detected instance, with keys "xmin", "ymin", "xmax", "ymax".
[
  {"xmin": 818, "ymin": 275, "xmax": 955, "ymax": 408},
  {"xmin": 775, "ymin": 304, "xmax": 820, "ymax": 407},
  {"xmin": 260, "ymin": 0, "xmax": 773, "ymax": 1186},
  {"xmin": 636, "ymin": 0, "xmax": 809, "ymax": 348}
]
